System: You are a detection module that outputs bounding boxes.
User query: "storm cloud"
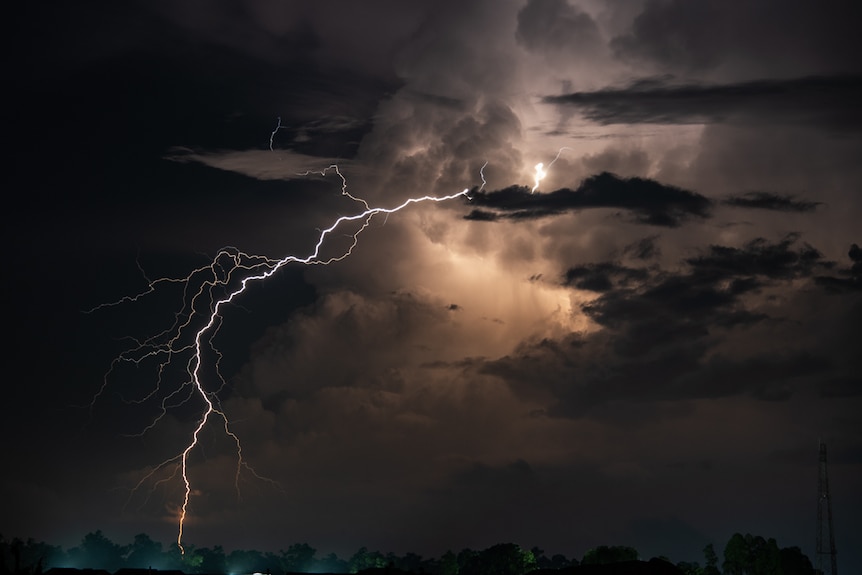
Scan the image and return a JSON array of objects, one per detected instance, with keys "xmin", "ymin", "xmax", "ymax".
[
  {"xmin": 543, "ymin": 75, "xmax": 862, "ymax": 130},
  {"xmin": 5, "ymin": 0, "xmax": 862, "ymax": 571},
  {"xmin": 466, "ymin": 172, "xmax": 712, "ymax": 226}
]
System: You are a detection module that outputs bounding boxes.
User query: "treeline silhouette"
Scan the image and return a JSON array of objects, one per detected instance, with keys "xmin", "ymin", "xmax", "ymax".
[{"xmin": 0, "ymin": 531, "xmax": 815, "ymax": 575}]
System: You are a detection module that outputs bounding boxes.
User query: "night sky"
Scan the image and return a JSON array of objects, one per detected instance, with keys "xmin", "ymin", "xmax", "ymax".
[{"xmin": 4, "ymin": 0, "xmax": 861, "ymax": 571}]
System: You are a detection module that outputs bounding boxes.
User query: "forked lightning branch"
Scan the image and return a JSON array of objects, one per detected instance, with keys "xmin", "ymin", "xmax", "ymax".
[{"xmin": 89, "ymin": 129, "xmax": 567, "ymax": 552}]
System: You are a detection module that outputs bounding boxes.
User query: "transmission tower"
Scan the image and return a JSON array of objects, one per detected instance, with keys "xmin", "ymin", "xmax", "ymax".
[{"xmin": 816, "ymin": 441, "xmax": 838, "ymax": 575}]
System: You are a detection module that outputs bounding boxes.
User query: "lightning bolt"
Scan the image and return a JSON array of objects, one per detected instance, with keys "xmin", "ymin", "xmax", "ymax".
[
  {"xmin": 478, "ymin": 160, "xmax": 488, "ymax": 193},
  {"xmin": 89, "ymin": 137, "xmax": 476, "ymax": 552},
  {"xmin": 531, "ymin": 162, "xmax": 547, "ymax": 193},
  {"xmin": 531, "ymin": 147, "xmax": 572, "ymax": 193},
  {"xmin": 269, "ymin": 116, "xmax": 285, "ymax": 151}
]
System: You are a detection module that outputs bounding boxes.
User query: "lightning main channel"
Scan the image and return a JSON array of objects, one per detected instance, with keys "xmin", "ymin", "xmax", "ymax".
[
  {"xmin": 90, "ymin": 130, "xmax": 567, "ymax": 551},
  {"xmin": 89, "ymin": 157, "xmax": 473, "ymax": 553}
]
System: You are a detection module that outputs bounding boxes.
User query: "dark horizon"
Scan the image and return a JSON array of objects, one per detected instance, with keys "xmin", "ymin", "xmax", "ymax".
[{"xmin": 1, "ymin": 529, "xmax": 815, "ymax": 575}]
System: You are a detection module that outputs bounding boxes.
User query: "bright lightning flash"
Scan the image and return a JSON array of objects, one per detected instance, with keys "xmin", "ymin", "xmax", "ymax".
[
  {"xmin": 89, "ymin": 157, "xmax": 474, "ymax": 553},
  {"xmin": 531, "ymin": 147, "xmax": 571, "ymax": 193},
  {"xmin": 531, "ymin": 162, "xmax": 547, "ymax": 193}
]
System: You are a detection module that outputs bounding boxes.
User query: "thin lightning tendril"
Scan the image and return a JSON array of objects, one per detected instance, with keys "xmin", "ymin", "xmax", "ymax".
[
  {"xmin": 89, "ymin": 130, "xmax": 476, "ymax": 553},
  {"xmin": 269, "ymin": 116, "xmax": 284, "ymax": 151}
]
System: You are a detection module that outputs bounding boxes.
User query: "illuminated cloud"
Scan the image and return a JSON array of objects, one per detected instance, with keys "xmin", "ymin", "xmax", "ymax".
[{"xmin": 5, "ymin": 0, "xmax": 862, "ymax": 570}]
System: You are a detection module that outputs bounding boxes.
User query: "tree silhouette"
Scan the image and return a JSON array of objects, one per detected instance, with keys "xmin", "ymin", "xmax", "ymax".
[
  {"xmin": 675, "ymin": 560, "xmax": 702, "ymax": 575},
  {"xmin": 531, "ymin": 546, "xmax": 574, "ymax": 570},
  {"xmin": 226, "ymin": 548, "xmax": 268, "ymax": 574},
  {"xmin": 195, "ymin": 546, "xmax": 227, "ymax": 574},
  {"xmin": 0, "ymin": 529, "xmax": 818, "ymax": 575},
  {"xmin": 458, "ymin": 543, "xmax": 536, "ymax": 575},
  {"xmin": 778, "ymin": 546, "xmax": 815, "ymax": 575},
  {"xmin": 703, "ymin": 543, "xmax": 720, "ymax": 575},
  {"xmin": 1, "ymin": 536, "xmax": 64, "ymax": 575},
  {"xmin": 723, "ymin": 533, "xmax": 749, "ymax": 575},
  {"xmin": 348, "ymin": 547, "xmax": 387, "ymax": 573},
  {"xmin": 723, "ymin": 532, "xmax": 810, "ymax": 575},
  {"xmin": 279, "ymin": 543, "xmax": 315, "ymax": 573},
  {"xmin": 314, "ymin": 552, "xmax": 348, "ymax": 573},
  {"xmin": 386, "ymin": 551, "xmax": 425, "ymax": 573},
  {"xmin": 582, "ymin": 545, "xmax": 639, "ymax": 565},
  {"xmin": 67, "ymin": 531, "xmax": 127, "ymax": 572},
  {"xmin": 438, "ymin": 550, "xmax": 458, "ymax": 575},
  {"xmin": 124, "ymin": 533, "xmax": 163, "ymax": 569},
  {"xmin": 456, "ymin": 548, "xmax": 478, "ymax": 574}
]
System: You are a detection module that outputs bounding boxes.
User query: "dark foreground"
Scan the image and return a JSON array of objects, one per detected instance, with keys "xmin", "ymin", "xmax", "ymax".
[{"xmin": 42, "ymin": 559, "xmax": 684, "ymax": 575}]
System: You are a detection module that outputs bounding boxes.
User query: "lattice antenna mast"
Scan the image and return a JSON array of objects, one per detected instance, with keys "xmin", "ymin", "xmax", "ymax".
[{"xmin": 817, "ymin": 441, "xmax": 838, "ymax": 575}]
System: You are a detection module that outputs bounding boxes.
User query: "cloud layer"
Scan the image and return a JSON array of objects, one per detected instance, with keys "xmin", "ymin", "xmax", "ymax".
[{"xmin": 5, "ymin": 0, "xmax": 862, "ymax": 570}]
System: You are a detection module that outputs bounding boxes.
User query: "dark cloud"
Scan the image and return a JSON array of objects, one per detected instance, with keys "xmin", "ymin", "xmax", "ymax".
[
  {"xmin": 580, "ymin": 233, "xmax": 829, "ymax": 339},
  {"xmin": 819, "ymin": 376, "xmax": 862, "ymax": 398},
  {"xmin": 612, "ymin": 0, "xmax": 862, "ymax": 76},
  {"xmin": 685, "ymin": 233, "xmax": 830, "ymax": 282},
  {"xmin": 516, "ymin": 0, "xmax": 603, "ymax": 55},
  {"xmin": 612, "ymin": 1, "xmax": 726, "ymax": 71},
  {"xmin": 563, "ymin": 263, "xmax": 650, "ymax": 293},
  {"xmin": 688, "ymin": 353, "xmax": 829, "ymax": 402},
  {"xmin": 543, "ymin": 75, "xmax": 862, "ymax": 130},
  {"xmin": 464, "ymin": 209, "xmax": 501, "ymax": 222},
  {"xmin": 480, "ymin": 234, "xmax": 841, "ymax": 415},
  {"xmin": 814, "ymin": 242, "xmax": 862, "ymax": 292},
  {"xmin": 467, "ymin": 172, "xmax": 712, "ymax": 227},
  {"xmin": 581, "ymin": 273, "xmax": 751, "ymax": 338},
  {"xmin": 402, "ymin": 89, "xmax": 466, "ymax": 110},
  {"xmin": 851, "ymin": 243, "xmax": 862, "ymax": 266},
  {"xmin": 623, "ymin": 236, "xmax": 661, "ymax": 260},
  {"xmin": 481, "ymin": 329, "xmax": 829, "ymax": 417},
  {"xmin": 723, "ymin": 191, "xmax": 822, "ymax": 212}
]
